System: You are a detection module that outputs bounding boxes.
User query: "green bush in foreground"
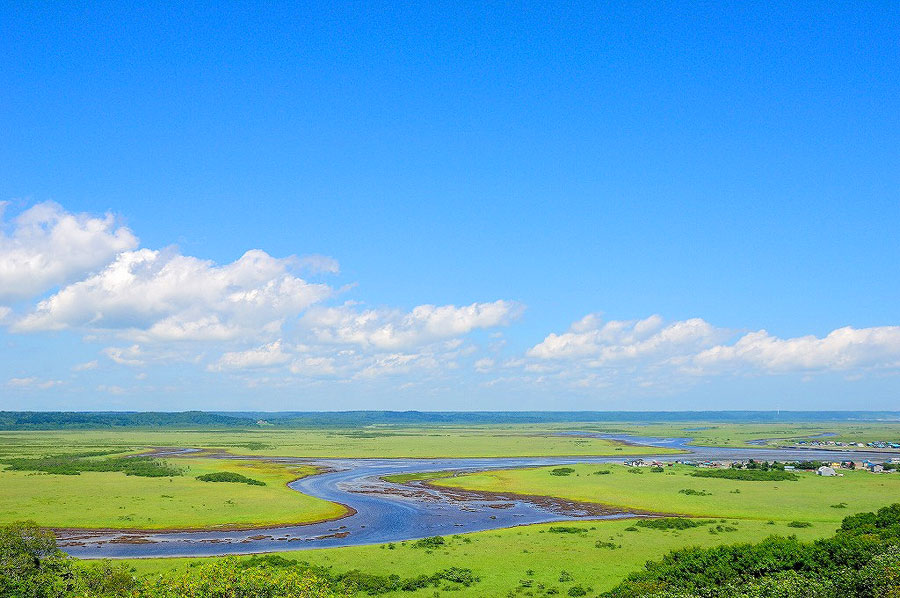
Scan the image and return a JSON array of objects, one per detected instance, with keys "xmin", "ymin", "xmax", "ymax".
[
  {"xmin": 603, "ymin": 503, "xmax": 900, "ymax": 598},
  {"xmin": 195, "ymin": 472, "xmax": 266, "ymax": 486},
  {"xmin": 0, "ymin": 523, "xmax": 479, "ymax": 597}
]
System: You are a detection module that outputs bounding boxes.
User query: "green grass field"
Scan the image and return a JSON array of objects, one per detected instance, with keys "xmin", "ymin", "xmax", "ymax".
[
  {"xmin": 0, "ymin": 427, "xmax": 675, "ymax": 459},
  {"xmin": 123, "ymin": 517, "xmax": 833, "ymax": 597},
  {"xmin": 0, "ymin": 426, "xmax": 671, "ymax": 530},
  {"xmin": 543, "ymin": 421, "xmax": 900, "ymax": 449},
  {"xmin": 431, "ymin": 463, "xmax": 900, "ymax": 523},
  {"xmin": 0, "ymin": 457, "xmax": 346, "ymax": 529},
  {"xmin": 5, "ymin": 422, "xmax": 900, "ymax": 596}
]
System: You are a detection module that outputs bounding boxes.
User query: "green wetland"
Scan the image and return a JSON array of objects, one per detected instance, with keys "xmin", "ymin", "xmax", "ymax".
[{"xmin": 2, "ymin": 414, "xmax": 900, "ymax": 597}]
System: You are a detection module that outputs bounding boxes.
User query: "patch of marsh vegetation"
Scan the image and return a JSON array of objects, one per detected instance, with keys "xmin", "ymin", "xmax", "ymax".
[
  {"xmin": 604, "ymin": 504, "xmax": 900, "ymax": 598},
  {"xmin": 690, "ymin": 469, "xmax": 799, "ymax": 482},
  {"xmin": 195, "ymin": 472, "xmax": 265, "ymax": 486},
  {"xmin": 550, "ymin": 467, "xmax": 575, "ymax": 476},
  {"xmin": 0, "ymin": 452, "xmax": 182, "ymax": 477}
]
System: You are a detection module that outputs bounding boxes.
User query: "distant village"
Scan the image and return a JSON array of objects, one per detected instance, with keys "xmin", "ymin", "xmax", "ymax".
[
  {"xmin": 623, "ymin": 457, "xmax": 900, "ymax": 476},
  {"xmin": 790, "ymin": 439, "xmax": 900, "ymax": 450}
]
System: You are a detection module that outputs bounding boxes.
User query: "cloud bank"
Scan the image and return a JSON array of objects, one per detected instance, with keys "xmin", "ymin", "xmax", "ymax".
[
  {"xmin": 2, "ymin": 201, "xmax": 900, "ymax": 402},
  {"xmin": 0, "ymin": 202, "xmax": 137, "ymax": 301}
]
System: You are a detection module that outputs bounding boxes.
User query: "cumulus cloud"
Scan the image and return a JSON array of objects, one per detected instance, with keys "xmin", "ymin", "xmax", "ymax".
[
  {"xmin": 0, "ymin": 201, "xmax": 138, "ymax": 301},
  {"xmin": 211, "ymin": 340, "xmax": 292, "ymax": 371},
  {"xmin": 692, "ymin": 326, "xmax": 900, "ymax": 374},
  {"xmin": 296, "ymin": 254, "xmax": 340, "ymax": 274},
  {"xmin": 527, "ymin": 313, "xmax": 727, "ymax": 363},
  {"xmin": 527, "ymin": 314, "xmax": 900, "ymax": 388},
  {"xmin": 14, "ymin": 248, "xmax": 332, "ymax": 341},
  {"xmin": 302, "ymin": 300, "xmax": 523, "ymax": 350},
  {"xmin": 103, "ymin": 345, "xmax": 145, "ymax": 366}
]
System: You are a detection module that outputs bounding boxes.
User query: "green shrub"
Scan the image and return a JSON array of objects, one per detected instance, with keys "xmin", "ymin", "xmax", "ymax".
[
  {"xmin": 195, "ymin": 472, "xmax": 265, "ymax": 486},
  {"xmin": 678, "ymin": 488, "xmax": 712, "ymax": 496},
  {"xmin": 412, "ymin": 536, "xmax": 446, "ymax": 549},
  {"xmin": 595, "ymin": 540, "xmax": 620, "ymax": 549},
  {"xmin": 0, "ymin": 522, "xmax": 478, "ymax": 597},
  {"xmin": 547, "ymin": 526, "xmax": 586, "ymax": 534},
  {"xmin": 550, "ymin": 467, "xmax": 576, "ymax": 476},
  {"xmin": 636, "ymin": 518, "xmax": 712, "ymax": 531},
  {"xmin": 602, "ymin": 503, "xmax": 900, "ymax": 598},
  {"xmin": 0, "ymin": 454, "xmax": 182, "ymax": 477},
  {"xmin": 690, "ymin": 469, "xmax": 798, "ymax": 481}
]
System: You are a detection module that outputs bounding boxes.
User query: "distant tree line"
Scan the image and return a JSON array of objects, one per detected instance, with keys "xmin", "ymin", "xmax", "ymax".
[
  {"xmin": 0, "ymin": 411, "xmax": 256, "ymax": 430},
  {"xmin": 4, "ymin": 410, "xmax": 900, "ymax": 430}
]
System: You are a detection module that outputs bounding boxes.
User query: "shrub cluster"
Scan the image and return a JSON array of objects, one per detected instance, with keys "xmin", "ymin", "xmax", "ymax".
[
  {"xmin": 690, "ymin": 469, "xmax": 798, "ymax": 482},
  {"xmin": 0, "ymin": 453, "xmax": 182, "ymax": 477},
  {"xmin": 0, "ymin": 525, "xmax": 479, "ymax": 597},
  {"xmin": 636, "ymin": 518, "xmax": 713, "ymax": 531},
  {"xmin": 547, "ymin": 526, "xmax": 586, "ymax": 534},
  {"xmin": 239, "ymin": 555, "xmax": 478, "ymax": 594},
  {"xmin": 411, "ymin": 536, "xmax": 446, "ymax": 549},
  {"xmin": 603, "ymin": 503, "xmax": 900, "ymax": 598},
  {"xmin": 550, "ymin": 467, "xmax": 576, "ymax": 476},
  {"xmin": 679, "ymin": 488, "xmax": 712, "ymax": 496},
  {"xmin": 195, "ymin": 472, "xmax": 265, "ymax": 486}
]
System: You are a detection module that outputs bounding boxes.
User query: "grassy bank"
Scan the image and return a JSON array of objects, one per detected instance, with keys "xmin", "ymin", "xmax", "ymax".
[
  {"xmin": 123, "ymin": 517, "xmax": 833, "ymax": 597},
  {"xmin": 0, "ymin": 427, "xmax": 679, "ymax": 459},
  {"xmin": 0, "ymin": 457, "xmax": 345, "ymax": 529},
  {"xmin": 431, "ymin": 463, "xmax": 900, "ymax": 523}
]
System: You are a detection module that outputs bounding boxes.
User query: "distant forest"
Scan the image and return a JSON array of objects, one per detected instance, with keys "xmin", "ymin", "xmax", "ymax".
[{"xmin": 1, "ymin": 410, "xmax": 899, "ymax": 430}]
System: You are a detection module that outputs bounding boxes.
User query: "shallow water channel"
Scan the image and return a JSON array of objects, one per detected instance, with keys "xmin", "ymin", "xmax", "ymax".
[{"xmin": 59, "ymin": 435, "xmax": 890, "ymax": 558}]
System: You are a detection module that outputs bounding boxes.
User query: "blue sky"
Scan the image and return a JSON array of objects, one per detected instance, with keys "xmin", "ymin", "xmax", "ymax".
[{"xmin": 1, "ymin": 3, "xmax": 898, "ymax": 411}]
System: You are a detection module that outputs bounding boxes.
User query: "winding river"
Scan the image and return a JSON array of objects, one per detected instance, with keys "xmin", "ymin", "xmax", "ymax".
[{"xmin": 58, "ymin": 435, "xmax": 892, "ymax": 559}]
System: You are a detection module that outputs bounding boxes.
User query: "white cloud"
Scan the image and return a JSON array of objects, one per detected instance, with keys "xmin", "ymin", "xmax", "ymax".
[
  {"xmin": 355, "ymin": 352, "xmax": 439, "ymax": 378},
  {"xmin": 527, "ymin": 314, "xmax": 726, "ymax": 363},
  {"xmin": 14, "ymin": 248, "xmax": 332, "ymax": 340},
  {"xmin": 474, "ymin": 357, "xmax": 495, "ymax": 372},
  {"xmin": 525, "ymin": 314, "xmax": 900, "ymax": 391},
  {"xmin": 289, "ymin": 356, "xmax": 337, "ymax": 376},
  {"xmin": 212, "ymin": 340, "xmax": 292, "ymax": 371},
  {"xmin": 296, "ymin": 254, "xmax": 340, "ymax": 274},
  {"xmin": 7, "ymin": 377, "xmax": 63, "ymax": 389},
  {"xmin": 0, "ymin": 202, "xmax": 137, "ymax": 301},
  {"xmin": 303, "ymin": 300, "xmax": 523, "ymax": 350},
  {"xmin": 103, "ymin": 344, "xmax": 145, "ymax": 366},
  {"xmin": 692, "ymin": 326, "xmax": 900, "ymax": 374},
  {"xmin": 72, "ymin": 360, "xmax": 99, "ymax": 371},
  {"xmin": 1, "ymin": 203, "xmax": 526, "ymax": 388}
]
